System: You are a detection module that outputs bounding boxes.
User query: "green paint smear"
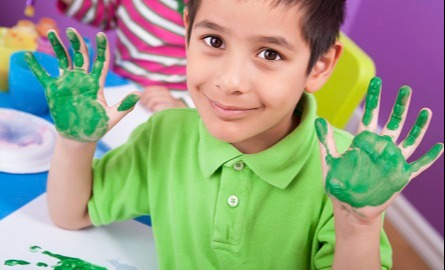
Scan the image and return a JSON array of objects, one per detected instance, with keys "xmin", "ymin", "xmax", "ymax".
[
  {"xmin": 4, "ymin": 246, "xmax": 108, "ymax": 269},
  {"xmin": 42, "ymin": 250, "xmax": 107, "ymax": 270},
  {"xmin": 362, "ymin": 77, "xmax": 382, "ymax": 126},
  {"xmin": 118, "ymin": 94, "xmax": 140, "ymax": 111},
  {"xmin": 387, "ymin": 86, "xmax": 411, "ymax": 131},
  {"xmin": 4, "ymin": 260, "xmax": 31, "ymax": 266}
]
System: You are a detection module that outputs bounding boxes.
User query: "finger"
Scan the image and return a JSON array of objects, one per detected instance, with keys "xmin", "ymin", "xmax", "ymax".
[
  {"xmin": 47, "ymin": 30, "xmax": 71, "ymax": 73},
  {"xmin": 381, "ymin": 86, "xmax": 412, "ymax": 142},
  {"xmin": 358, "ymin": 77, "xmax": 382, "ymax": 133},
  {"xmin": 315, "ymin": 118, "xmax": 340, "ymax": 159},
  {"xmin": 91, "ymin": 32, "xmax": 110, "ymax": 91},
  {"xmin": 409, "ymin": 143, "xmax": 444, "ymax": 179},
  {"xmin": 66, "ymin": 28, "xmax": 89, "ymax": 71},
  {"xmin": 399, "ymin": 109, "xmax": 432, "ymax": 159},
  {"xmin": 315, "ymin": 118, "xmax": 340, "ymax": 186},
  {"xmin": 25, "ymin": 51, "xmax": 53, "ymax": 89}
]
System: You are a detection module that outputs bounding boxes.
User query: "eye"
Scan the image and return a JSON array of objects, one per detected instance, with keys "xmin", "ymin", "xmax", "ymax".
[
  {"xmin": 258, "ymin": 49, "xmax": 282, "ymax": 61},
  {"xmin": 203, "ymin": 36, "xmax": 225, "ymax": 49}
]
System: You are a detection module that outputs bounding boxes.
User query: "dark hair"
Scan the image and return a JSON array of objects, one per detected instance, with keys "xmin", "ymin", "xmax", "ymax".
[{"xmin": 185, "ymin": 0, "xmax": 347, "ymax": 73}]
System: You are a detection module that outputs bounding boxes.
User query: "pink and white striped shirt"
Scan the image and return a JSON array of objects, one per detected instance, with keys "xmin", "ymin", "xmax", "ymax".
[{"xmin": 57, "ymin": 0, "xmax": 187, "ymax": 90}]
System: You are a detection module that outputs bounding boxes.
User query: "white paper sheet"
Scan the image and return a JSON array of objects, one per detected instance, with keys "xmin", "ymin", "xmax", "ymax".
[{"xmin": 0, "ymin": 194, "xmax": 158, "ymax": 269}]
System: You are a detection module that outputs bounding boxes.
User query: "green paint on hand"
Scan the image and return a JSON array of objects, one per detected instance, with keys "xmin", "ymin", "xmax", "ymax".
[
  {"xmin": 26, "ymin": 32, "xmax": 110, "ymax": 142},
  {"xmin": 403, "ymin": 109, "xmax": 429, "ymax": 148},
  {"xmin": 387, "ymin": 86, "xmax": 411, "ymax": 131},
  {"xmin": 67, "ymin": 28, "xmax": 85, "ymax": 68},
  {"xmin": 315, "ymin": 118, "xmax": 328, "ymax": 145},
  {"xmin": 411, "ymin": 143, "xmax": 444, "ymax": 173},
  {"xmin": 317, "ymin": 78, "xmax": 443, "ymax": 209},
  {"xmin": 118, "ymin": 94, "xmax": 140, "ymax": 111},
  {"xmin": 4, "ymin": 260, "xmax": 31, "ymax": 266},
  {"xmin": 362, "ymin": 77, "xmax": 382, "ymax": 126},
  {"xmin": 48, "ymin": 31, "xmax": 69, "ymax": 71},
  {"xmin": 324, "ymin": 131, "xmax": 411, "ymax": 208}
]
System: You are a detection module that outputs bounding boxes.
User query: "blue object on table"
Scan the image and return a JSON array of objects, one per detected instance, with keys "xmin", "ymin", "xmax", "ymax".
[{"xmin": 9, "ymin": 51, "xmax": 58, "ymax": 115}]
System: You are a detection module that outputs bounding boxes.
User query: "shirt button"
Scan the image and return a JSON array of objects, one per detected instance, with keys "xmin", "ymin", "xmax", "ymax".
[
  {"xmin": 227, "ymin": 195, "xmax": 239, "ymax": 208},
  {"xmin": 233, "ymin": 161, "xmax": 245, "ymax": 171}
]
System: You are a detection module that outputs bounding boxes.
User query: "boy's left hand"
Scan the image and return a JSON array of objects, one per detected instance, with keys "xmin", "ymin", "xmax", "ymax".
[{"xmin": 315, "ymin": 77, "xmax": 443, "ymax": 223}]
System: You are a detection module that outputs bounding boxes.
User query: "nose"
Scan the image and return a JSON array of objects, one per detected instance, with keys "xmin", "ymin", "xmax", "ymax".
[{"xmin": 215, "ymin": 51, "xmax": 252, "ymax": 95}]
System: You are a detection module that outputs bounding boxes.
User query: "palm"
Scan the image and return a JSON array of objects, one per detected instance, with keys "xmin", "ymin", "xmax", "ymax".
[
  {"xmin": 316, "ymin": 77, "xmax": 443, "ymax": 221},
  {"xmin": 26, "ymin": 28, "xmax": 140, "ymax": 142},
  {"xmin": 45, "ymin": 70, "xmax": 108, "ymax": 141}
]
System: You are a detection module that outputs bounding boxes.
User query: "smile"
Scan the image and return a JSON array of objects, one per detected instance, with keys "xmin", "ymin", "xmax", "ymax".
[{"xmin": 206, "ymin": 96, "xmax": 259, "ymax": 119}]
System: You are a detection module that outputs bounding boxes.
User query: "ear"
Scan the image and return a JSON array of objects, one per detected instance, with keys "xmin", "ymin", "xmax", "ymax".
[
  {"xmin": 306, "ymin": 41, "xmax": 343, "ymax": 93},
  {"xmin": 183, "ymin": 8, "xmax": 190, "ymax": 34}
]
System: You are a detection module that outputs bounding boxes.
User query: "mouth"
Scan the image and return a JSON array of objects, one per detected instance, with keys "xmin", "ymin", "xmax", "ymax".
[{"xmin": 205, "ymin": 95, "xmax": 259, "ymax": 119}]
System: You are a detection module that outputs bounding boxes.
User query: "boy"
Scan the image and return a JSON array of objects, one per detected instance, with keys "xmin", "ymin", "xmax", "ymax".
[{"xmin": 26, "ymin": 0, "xmax": 443, "ymax": 269}]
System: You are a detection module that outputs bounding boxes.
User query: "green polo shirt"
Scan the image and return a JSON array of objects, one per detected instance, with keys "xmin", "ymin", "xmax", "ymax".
[{"xmin": 89, "ymin": 93, "xmax": 392, "ymax": 269}]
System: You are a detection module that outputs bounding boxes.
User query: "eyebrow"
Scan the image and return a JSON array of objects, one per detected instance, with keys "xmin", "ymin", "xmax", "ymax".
[
  {"xmin": 194, "ymin": 20, "xmax": 227, "ymax": 33},
  {"xmin": 257, "ymin": 36, "xmax": 295, "ymax": 51}
]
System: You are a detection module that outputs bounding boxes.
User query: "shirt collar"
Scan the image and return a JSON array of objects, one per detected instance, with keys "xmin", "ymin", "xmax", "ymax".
[{"xmin": 199, "ymin": 93, "xmax": 318, "ymax": 189}]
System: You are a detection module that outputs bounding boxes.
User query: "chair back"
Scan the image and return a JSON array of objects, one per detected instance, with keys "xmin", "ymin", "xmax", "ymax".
[{"xmin": 314, "ymin": 33, "xmax": 376, "ymax": 129}]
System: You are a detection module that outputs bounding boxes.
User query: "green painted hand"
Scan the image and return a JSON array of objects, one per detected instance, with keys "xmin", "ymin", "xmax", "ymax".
[
  {"xmin": 25, "ymin": 28, "xmax": 140, "ymax": 142},
  {"xmin": 315, "ymin": 77, "xmax": 443, "ymax": 211}
]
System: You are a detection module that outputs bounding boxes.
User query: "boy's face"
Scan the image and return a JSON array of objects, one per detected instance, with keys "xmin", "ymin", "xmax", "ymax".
[{"xmin": 186, "ymin": 0, "xmax": 323, "ymax": 153}]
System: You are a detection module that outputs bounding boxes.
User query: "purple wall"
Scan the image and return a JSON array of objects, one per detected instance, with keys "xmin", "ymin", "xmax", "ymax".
[
  {"xmin": 1, "ymin": 1, "xmax": 443, "ymax": 235},
  {"xmin": 345, "ymin": 0, "xmax": 444, "ymax": 236}
]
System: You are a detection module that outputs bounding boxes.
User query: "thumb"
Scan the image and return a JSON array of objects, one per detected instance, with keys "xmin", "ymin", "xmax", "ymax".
[{"xmin": 108, "ymin": 92, "xmax": 141, "ymax": 127}]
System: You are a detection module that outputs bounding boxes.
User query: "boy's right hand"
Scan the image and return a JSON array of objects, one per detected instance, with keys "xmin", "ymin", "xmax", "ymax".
[{"xmin": 25, "ymin": 28, "xmax": 140, "ymax": 142}]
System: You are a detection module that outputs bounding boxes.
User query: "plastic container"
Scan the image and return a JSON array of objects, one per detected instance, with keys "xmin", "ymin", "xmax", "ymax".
[
  {"xmin": 0, "ymin": 27, "xmax": 37, "ymax": 92},
  {"xmin": 8, "ymin": 51, "xmax": 59, "ymax": 115},
  {"xmin": 0, "ymin": 108, "xmax": 56, "ymax": 174}
]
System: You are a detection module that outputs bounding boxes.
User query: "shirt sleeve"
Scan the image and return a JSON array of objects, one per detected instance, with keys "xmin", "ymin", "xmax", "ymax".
[
  {"xmin": 88, "ymin": 120, "xmax": 152, "ymax": 226},
  {"xmin": 57, "ymin": 0, "xmax": 120, "ymax": 30},
  {"xmin": 312, "ymin": 198, "xmax": 393, "ymax": 269}
]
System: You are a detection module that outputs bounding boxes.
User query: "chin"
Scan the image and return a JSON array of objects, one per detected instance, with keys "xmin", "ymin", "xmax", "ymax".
[{"xmin": 204, "ymin": 120, "xmax": 248, "ymax": 144}]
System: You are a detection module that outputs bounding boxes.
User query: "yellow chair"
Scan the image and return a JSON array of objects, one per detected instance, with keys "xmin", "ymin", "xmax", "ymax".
[{"xmin": 314, "ymin": 33, "xmax": 376, "ymax": 129}]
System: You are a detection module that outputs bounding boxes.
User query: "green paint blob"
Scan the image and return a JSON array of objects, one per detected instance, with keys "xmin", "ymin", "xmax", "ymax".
[
  {"xmin": 26, "ymin": 34, "xmax": 110, "ymax": 142},
  {"xmin": 30, "ymin": 246, "xmax": 42, "ymax": 252},
  {"xmin": 4, "ymin": 260, "xmax": 31, "ymax": 266},
  {"xmin": 403, "ymin": 109, "xmax": 429, "ymax": 148},
  {"xmin": 362, "ymin": 77, "xmax": 382, "ymax": 126},
  {"xmin": 325, "ymin": 131, "xmax": 411, "ymax": 208},
  {"xmin": 37, "ymin": 262, "xmax": 49, "ymax": 267},
  {"xmin": 387, "ymin": 86, "xmax": 411, "ymax": 131},
  {"xmin": 118, "ymin": 94, "xmax": 140, "ymax": 111}
]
